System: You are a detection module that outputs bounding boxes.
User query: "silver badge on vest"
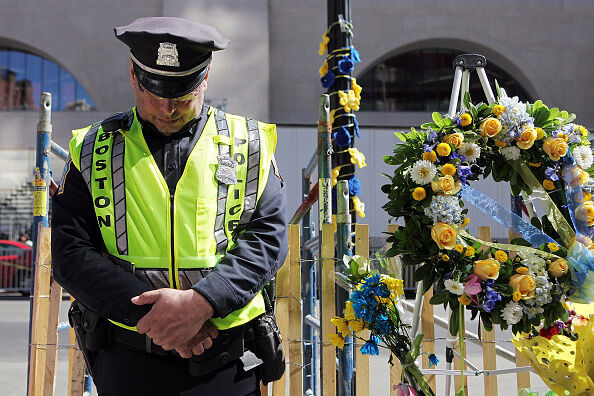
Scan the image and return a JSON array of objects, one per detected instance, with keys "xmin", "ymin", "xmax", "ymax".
[{"xmin": 216, "ymin": 155, "xmax": 237, "ymax": 185}]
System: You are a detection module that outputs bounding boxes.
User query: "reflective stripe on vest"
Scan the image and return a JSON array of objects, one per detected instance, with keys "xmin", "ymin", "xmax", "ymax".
[{"xmin": 69, "ymin": 107, "xmax": 278, "ymax": 330}]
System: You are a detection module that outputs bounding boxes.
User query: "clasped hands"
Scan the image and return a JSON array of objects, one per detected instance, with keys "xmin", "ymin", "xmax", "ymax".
[{"xmin": 131, "ymin": 288, "xmax": 217, "ymax": 359}]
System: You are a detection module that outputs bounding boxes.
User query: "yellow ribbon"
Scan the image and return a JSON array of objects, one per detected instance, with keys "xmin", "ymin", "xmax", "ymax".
[
  {"xmin": 509, "ymin": 160, "xmax": 576, "ymax": 247},
  {"xmin": 457, "ymin": 229, "xmax": 561, "ymax": 261}
]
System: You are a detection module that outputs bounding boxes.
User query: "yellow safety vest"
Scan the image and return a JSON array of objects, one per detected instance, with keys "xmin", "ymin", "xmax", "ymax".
[{"xmin": 69, "ymin": 106, "xmax": 277, "ymax": 330}]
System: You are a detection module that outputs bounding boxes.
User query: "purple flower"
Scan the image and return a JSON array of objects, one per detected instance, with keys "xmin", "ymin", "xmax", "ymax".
[
  {"xmin": 394, "ymin": 383, "xmax": 417, "ymax": 396},
  {"xmin": 458, "ymin": 165, "xmax": 473, "ymax": 184},
  {"xmin": 454, "ymin": 116, "xmax": 462, "ymax": 127},
  {"xmin": 482, "ymin": 285, "xmax": 502, "ymax": 313},
  {"xmin": 545, "ymin": 166, "xmax": 559, "ymax": 181},
  {"xmin": 554, "ymin": 321, "xmax": 567, "ymax": 330},
  {"xmin": 464, "ymin": 274, "xmax": 482, "ymax": 296},
  {"xmin": 426, "ymin": 128, "xmax": 438, "ymax": 142},
  {"xmin": 450, "ymin": 151, "xmax": 466, "ymax": 162}
]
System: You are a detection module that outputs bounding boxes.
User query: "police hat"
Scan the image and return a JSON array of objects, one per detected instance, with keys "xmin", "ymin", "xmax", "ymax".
[{"xmin": 115, "ymin": 17, "xmax": 229, "ymax": 98}]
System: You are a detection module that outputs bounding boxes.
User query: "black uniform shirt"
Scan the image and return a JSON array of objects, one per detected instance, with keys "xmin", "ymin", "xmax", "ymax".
[{"xmin": 51, "ymin": 105, "xmax": 287, "ymax": 326}]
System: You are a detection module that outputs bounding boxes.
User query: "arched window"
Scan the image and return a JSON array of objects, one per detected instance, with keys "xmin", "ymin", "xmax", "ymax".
[
  {"xmin": 358, "ymin": 48, "xmax": 531, "ymax": 112},
  {"xmin": 0, "ymin": 47, "xmax": 94, "ymax": 111}
]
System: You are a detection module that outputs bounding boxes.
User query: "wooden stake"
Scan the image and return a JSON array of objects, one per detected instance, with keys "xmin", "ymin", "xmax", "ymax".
[
  {"xmin": 478, "ymin": 226, "xmax": 498, "ymax": 396},
  {"xmin": 44, "ymin": 272, "xmax": 62, "ymax": 396},
  {"xmin": 68, "ymin": 296, "xmax": 85, "ymax": 396},
  {"xmin": 288, "ymin": 225, "xmax": 303, "ymax": 396},
  {"xmin": 508, "ymin": 230, "xmax": 531, "ymax": 391},
  {"xmin": 321, "ymin": 223, "xmax": 336, "ymax": 396},
  {"xmin": 28, "ymin": 226, "xmax": 52, "ymax": 396},
  {"xmin": 421, "ymin": 287, "xmax": 436, "ymax": 392},
  {"xmin": 354, "ymin": 224, "xmax": 369, "ymax": 396},
  {"xmin": 272, "ymin": 229, "xmax": 291, "ymax": 396},
  {"xmin": 387, "ymin": 224, "xmax": 401, "ymax": 396}
]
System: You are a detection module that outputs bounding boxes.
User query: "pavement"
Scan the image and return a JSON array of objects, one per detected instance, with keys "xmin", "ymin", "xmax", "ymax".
[{"xmin": 0, "ymin": 297, "xmax": 552, "ymax": 396}]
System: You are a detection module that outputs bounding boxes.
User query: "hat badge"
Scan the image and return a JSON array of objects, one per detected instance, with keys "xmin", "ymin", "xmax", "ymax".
[{"xmin": 156, "ymin": 42, "xmax": 180, "ymax": 67}]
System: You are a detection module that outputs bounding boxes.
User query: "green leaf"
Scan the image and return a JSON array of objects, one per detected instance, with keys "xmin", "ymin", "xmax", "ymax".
[
  {"xmin": 449, "ymin": 308, "xmax": 459, "ymax": 336},
  {"xmin": 394, "ymin": 132, "xmax": 407, "ymax": 142},
  {"xmin": 429, "ymin": 291, "xmax": 449, "ymax": 305},
  {"xmin": 432, "ymin": 112, "xmax": 444, "ymax": 125},
  {"xmin": 455, "ymin": 387, "xmax": 466, "ymax": 396},
  {"xmin": 510, "ymin": 237, "xmax": 532, "ymax": 247},
  {"xmin": 413, "ymin": 263, "xmax": 433, "ymax": 282},
  {"xmin": 463, "ymin": 91, "xmax": 471, "ymax": 110},
  {"xmin": 495, "ymin": 79, "xmax": 502, "ymax": 98}
]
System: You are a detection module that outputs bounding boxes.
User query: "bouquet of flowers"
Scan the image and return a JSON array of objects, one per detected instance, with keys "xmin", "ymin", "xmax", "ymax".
[
  {"xmin": 330, "ymin": 255, "xmax": 436, "ymax": 396},
  {"xmin": 382, "ymin": 85, "xmax": 593, "ymax": 336},
  {"xmin": 381, "ymin": 83, "xmax": 594, "ymax": 393}
]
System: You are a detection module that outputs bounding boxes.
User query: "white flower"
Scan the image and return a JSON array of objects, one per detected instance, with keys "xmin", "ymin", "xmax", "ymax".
[
  {"xmin": 409, "ymin": 160, "xmax": 437, "ymax": 185},
  {"xmin": 458, "ymin": 142, "xmax": 480, "ymax": 163},
  {"xmin": 502, "ymin": 301, "xmax": 523, "ymax": 325},
  {"xmin": 522, "ymin": 254, "xmax": 546, "ymax": 276},
  {"xmin": 501, "ymin": 146, "xmax": 521, "ymax": 161},
  {"xmin": 572, "ymin": 145, "xmax": 594, "ymax": 170},
  {"xmin": 444, "ymin": 279, "xmax": 465, "ymax": 296}
]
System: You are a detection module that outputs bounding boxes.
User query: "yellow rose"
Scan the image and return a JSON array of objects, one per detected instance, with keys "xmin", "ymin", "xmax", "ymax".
[
  {"xmin": 443, "ymin": 133, "xmax": 464, "ymax": 148},
  {"xmin": 436, "ymin": 143, "xmax": 452, "ymax": 156},
  {"xmin": 441, "ymin": 163, "xmax": 457, "ymax": 176},
  {"xmin": 412, "ymin": 187, "xmax": 426, "ymax": 201},
  {"xmin": 460, "ymin": 113, "xmax": 472, "ymax": 127},
  {"xmin": 509, "ymin": 274, "xmax": 536, "ymax": 299},
  {"xmin": 423, "ymin": 150, "xmax": 437, "ymax": 162},
  {"xmin": 479, "ymin": 117, "xmax": 502, "ymax": 138},
  {"xmin": 474, "ymin": 258, "xmax": 501, "ymax": 280},
  {"xmin": 494, "ymin": 250, "xmax": 508, "ymax": 263},
  {"xmin": 512, "ymin": 291, "xmax": 522, "ymax": 302},
  {"xmin": 542, "ymin": 137, "xmax": 569, "ymax": 161},
  {"xmin": 575, "ymin": 201, "xmax": 594, "ymax": 226},
  {"xmin": 548, "ymin": 258, "xmax": 569, "ymax": 277},
  {"xmin": 535, "ymin": 127, "xmax": 545, "ymax": 140},
  {"xmin": 459, "ymin": 294, "xmax": 472, "ymax": 305},
  {"xmin": 543, "ymin": 179, "xmax": 555, "ymax": 190},
  {"xmin": 431, "ymin": 175, "xmax": 462, "ymax": 196},
  {"xmin": 492, "ymin": 104, "xmax": 505, "ymax": 116},
  {"xmin": 516, "ymin": 126, "xmax": 537, "ymax": 149},
  {"xmin": 431, "ymin": 222, "xmax": 457, "ymax": 250},
  {"xmin": 465, "ymin": 246, "xmax": 475, "ymax": 256}
]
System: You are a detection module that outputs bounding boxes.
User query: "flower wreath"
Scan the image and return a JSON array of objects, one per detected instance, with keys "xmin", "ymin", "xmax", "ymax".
[{"xmin": 382, "ymin": 84, "xmax": 594, "ymax": 339}]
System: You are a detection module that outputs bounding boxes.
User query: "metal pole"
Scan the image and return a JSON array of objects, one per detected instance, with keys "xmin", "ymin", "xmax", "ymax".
[
  {"xmin": 476, "ymin": 67, "xmax": 496, "ymax": 104},
  {"xmin": 27, "ymin": 92, "xmax": 52, "ymax": 395},
  {"xmin": 301, "ymin": 167, "xmax": 315, "ymax": 395},
  {"xmin": 336, "ymin": 180, "xmax": 353, "ymax": 396},
  {"xmin": 318, "ymin": 93, "xmax": 332, "ymax": 396},
  {"xmin": 318, "ymin": 94, "xmax": 332, "ymax": 226},
  {"xmin": 460, "ymin": 69, "xmax": 470, "ymax": 110},
  {"xmin": 447, "ymin": 66, "xmax": 463, "ymax": 118}
]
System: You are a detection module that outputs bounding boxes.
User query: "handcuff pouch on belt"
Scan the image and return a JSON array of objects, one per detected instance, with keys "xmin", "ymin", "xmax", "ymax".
[
  {"xmin": 68, "ymin": 300, "xmax": 112, "ymax": 376},
  {"xmin": 249, "ymin": 279, "xmax": 286, "ymax": 385}
]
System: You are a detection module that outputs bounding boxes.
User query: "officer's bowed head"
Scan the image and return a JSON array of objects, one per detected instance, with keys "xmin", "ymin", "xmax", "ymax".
[{"xmin": 115, "ymin": 17, "xmax": 229, "ymax": 99}]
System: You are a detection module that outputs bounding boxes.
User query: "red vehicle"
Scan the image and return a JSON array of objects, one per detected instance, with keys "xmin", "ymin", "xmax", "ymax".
[{"xmin": 0, "ymin": 240, "xmax": 33, "ymax": 290}]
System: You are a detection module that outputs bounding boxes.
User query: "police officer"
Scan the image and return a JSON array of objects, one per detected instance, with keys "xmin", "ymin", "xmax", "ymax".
[{"xmin": 52, "ymin": 17, "xmax": 287, "ymax": 395}]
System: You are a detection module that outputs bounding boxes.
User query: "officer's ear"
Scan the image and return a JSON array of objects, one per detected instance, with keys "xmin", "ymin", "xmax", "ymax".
[
  {"xmin": 200, "ymin": 65, "xmax": 210, "ymax": 92},
  {"xmin": 129, "ymin": 59, "xmax": 136, "ymax": 88}
]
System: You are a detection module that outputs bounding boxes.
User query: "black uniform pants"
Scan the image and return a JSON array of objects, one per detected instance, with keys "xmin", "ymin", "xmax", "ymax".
[{"xmin": 91, "ymin": 342, "xmax": 260, "ymax": 396}]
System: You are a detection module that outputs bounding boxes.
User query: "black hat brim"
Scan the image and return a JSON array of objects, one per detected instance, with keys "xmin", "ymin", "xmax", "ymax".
[{"xmin": 133, "ymin": 63, "xmax": 209, "ymax": 99}]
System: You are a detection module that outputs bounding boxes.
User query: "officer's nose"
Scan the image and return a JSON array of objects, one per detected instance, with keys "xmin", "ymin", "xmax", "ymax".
[{"xmin": 159, "ymin": 98, "xmax": 176, "ymax": 115}]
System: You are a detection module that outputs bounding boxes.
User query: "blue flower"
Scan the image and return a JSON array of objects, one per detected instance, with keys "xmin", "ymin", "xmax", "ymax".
[
  {"xmin": 360, "ymin": 335, "xmax": 380, "ymax": 355},
  {"xmin": 338, "ymin": 57, "xmax": 355, "ymax": 74},
  {"xmin": 425, "ymin": 128, "xmax": 438, "ymax": 142},
  {"xmin": 428, "ymin": 353, "xmax": 439, "ymax": 368},
  {"xmin": 374, "ymin": 314, "xmax": 391, "ymax": 335},
  {"xmin": 349, "ymin": 175, "xmax": 361, "ymax": 196},
  {"xmin": 482, "ymin": 286, "xmax": 502, "ymax": 313},
  {"xmin": 353, "ymin": 116, "xmax": 360, "ymax": 138},
  {"xmin": 321, "ymin": 70, "xmax": 335, "ymax": 89},
  {"xmin": 350, "ymin": 47, "xmax": 361, "ymax": 63},
  {"xmin": 457, "ymin": 165, "xmax": 473, "ymax": 184},
  {"xmin": 334, "ymin": 127, "xmax": 351, "ymax": 147}
]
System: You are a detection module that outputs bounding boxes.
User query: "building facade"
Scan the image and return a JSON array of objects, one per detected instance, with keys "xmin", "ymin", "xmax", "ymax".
[{"xmin": 0, "ymin": 0, "xmax": 592, "ymax": 240}]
